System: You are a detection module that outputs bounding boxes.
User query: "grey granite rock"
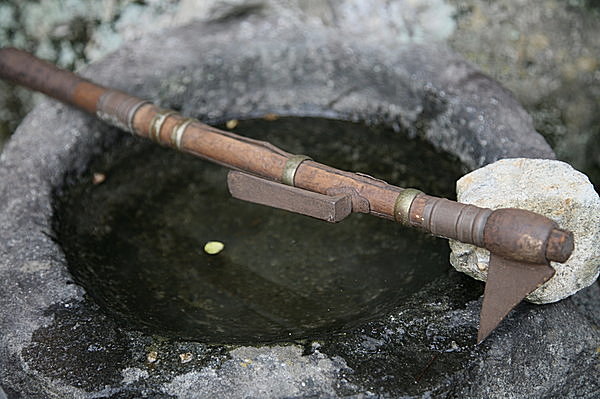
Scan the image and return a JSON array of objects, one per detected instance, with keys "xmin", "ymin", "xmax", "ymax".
[
  {"xmin": 450, "ymin": 158, "xmax": 600, "ymax": 303},
  {"xmin": 0, "ymin": 15, "xmax": 597, "ymax": 399},
  {"xmin": 162, "ymin": 346, "xmax": 351, "ymax": 398},
  {"xmin": 449, "ymin": 0, "xmax": 600, "ymax": 191}
]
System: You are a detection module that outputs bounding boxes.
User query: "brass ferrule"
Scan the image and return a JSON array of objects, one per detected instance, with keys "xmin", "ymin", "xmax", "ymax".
[
  {"xmin": 126, "ymin": 100, "xmax": 150, "ymax": 133},
  {"xmin": 282, "ymin": 155, "xmax": 312, "ymax": 186},
  {"xmin": 394, "ymin": 188, "xmax": 423, "ymax": 226},
  {"xmin": 170, "ymin": 118, "xmax": 195, "ymax": 150},
  {"xmin": 148, "ymin": 110, "xmax": 176, "ymax": 143}
]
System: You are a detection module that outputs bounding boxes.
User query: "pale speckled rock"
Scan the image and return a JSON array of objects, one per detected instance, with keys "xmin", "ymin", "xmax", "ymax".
[
  {"xmin": 449, "ymin": 158, "xmax": 600, "ymax": 304},
  {"xmin": 162, "ymin": 346, "xmax": 352, "ymax": 398}
]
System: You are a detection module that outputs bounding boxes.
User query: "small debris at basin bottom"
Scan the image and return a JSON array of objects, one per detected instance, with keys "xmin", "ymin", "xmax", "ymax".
[
  {"xmin": 226, "ymin": 119, "xmax": 239, "ymax": 129},
  {"xmin": 179, "ymin": 352, "xmax": 193, "ymax": 363},
  {"xmin": 147, "ymin": 351, "xmax": 158, "ymax": 363},
  {"xmin": 263, "ymin": 113, "xmax": 279, "ymax": 121},
  {"xmin": 204, "ymin": 241, "xmax": 225, "ymax": 255},
  {"xmin": 92, "ymin": 173, "xmax": 106, "ymax": 185}
]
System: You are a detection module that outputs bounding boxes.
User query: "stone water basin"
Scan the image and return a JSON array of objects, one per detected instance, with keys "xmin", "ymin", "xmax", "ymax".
[
  {"xmin": 1, "ymin": 18, "xmax": 596, "ymax": 399},
  {"xmin": 55, "ymin": 116, "xmax": 464, "ymax": 344}
]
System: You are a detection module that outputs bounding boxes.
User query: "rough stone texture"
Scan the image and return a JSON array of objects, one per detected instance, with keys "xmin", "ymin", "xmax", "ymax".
[
  {"xmin": 162, "ymin": 346, "xmax": 352, "ymax": 398},
  {"xmin": 448, "ymin": 0, "xmax": 600, "ymax": 191},
  {"xmin": 0, "ymin": 15, "xmax": 598, "ymax": 399},
  {"xmin": 450, "ymin": 158, "xmax": 600, "ymax": 303}
]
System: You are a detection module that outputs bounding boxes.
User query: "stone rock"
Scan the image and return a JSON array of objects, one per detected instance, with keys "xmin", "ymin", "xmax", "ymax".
[
  {"xmin": 448, "ymin": 0, "xmax": 600, "ymax": 191},
  {"xmin": 450, "ymin": 158, "xmax": 600, "ymax": 304},
  {"xmin": 162, "ymin": 346, "xmax": 351, "ymax": 398}
]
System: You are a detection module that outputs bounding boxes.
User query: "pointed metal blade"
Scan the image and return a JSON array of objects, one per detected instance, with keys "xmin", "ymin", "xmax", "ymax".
[{"xmin": 477, "ymin": 254, "xmax": 555, "ymax": 344}]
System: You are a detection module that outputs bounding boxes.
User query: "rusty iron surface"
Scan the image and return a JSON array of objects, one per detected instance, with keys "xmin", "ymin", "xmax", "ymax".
[
  {"xmin": 483, "ymin": 208, "xmax": 559, "ymax": 264},
  {"xmin": 228, "ymin": 171, "xmax": 352, "ymax": 223},
  {"xmin": 478, "ymin": 254, "xmax": 556, "ymax": 343},
  {"xmin": 409, "ymin": 194, "xmax": 492, "ymax": 248}
]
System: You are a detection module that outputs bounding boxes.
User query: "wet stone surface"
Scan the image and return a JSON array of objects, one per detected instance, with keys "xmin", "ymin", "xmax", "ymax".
[{"xmin": 22, "ymin": 302, "xmax": 128, "ymax": 391}]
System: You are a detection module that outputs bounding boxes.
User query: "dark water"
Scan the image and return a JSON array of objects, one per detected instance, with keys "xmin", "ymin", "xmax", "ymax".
[{"xmin": 55, "ymin": 117, "xmax": 464, "ymax": 344}]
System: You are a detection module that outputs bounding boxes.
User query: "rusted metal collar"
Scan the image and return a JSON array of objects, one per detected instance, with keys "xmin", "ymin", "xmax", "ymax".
[
  {"xmin": 170, "ymin": 118, "xmax": 195, "ymax": 150},
  {"xmin": 394, "ymin": 188, "xmax": 422, "ymax": 226},
  {"xmin": 281, "ymin": 155, "xmax": 312, "ymax": 186},
  {"xmin": 96, "ymin": 90, "xmax": 149, "ymax": 133},
  {"xmin": 149, "ymin": 110, "xmax": 177, "ymax": 143}
]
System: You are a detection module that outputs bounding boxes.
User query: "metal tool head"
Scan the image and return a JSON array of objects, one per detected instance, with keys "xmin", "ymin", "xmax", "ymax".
[
  {"xmin": 477, "ymin": 254, "xmax": 556, "ymax": 344},
  {"xmin": 475, "ymin": 211, "xmax": 573, "ymax": 343},
  {"xmin": 227, "ymin": 165, "xmax": 575, "ymax": 344}
]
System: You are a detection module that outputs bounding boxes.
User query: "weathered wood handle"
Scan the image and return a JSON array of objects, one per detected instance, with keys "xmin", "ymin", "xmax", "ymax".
[
  {"xmin": 0, "ymin": 47, "xmax": 574, "ymax": 266},
  {"xmin": 0, "ymin": 47, "xmax": 104, "ymax": 113}
]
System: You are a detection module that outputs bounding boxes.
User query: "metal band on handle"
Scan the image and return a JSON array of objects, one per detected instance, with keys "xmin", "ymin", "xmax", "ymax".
[
  {"xmin": 394, "ymin": 188, "xmax": 423, "ymax": 226},
  {"xmin": 282, "ymin": 155, "xmax": 312, "ymax": 186},
  {"xmin": 96, "ymin": 91, "xmax": 149, "ymax": 134},
  {"xmin": 127, "ymin": 100, "xmax": 150, "ymax": 133},
  {"xmin": 149, "ymin": 110, "xmax": 176, "ymax": 143},
  {"xmin": 170, "ymin": 118, "xmax": 195, "ymax": 150}
]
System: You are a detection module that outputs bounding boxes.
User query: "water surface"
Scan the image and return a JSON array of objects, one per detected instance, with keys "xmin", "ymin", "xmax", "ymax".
[{"xmin": 56, "ymin": 117, "xmax": 464, "ymax": 343}]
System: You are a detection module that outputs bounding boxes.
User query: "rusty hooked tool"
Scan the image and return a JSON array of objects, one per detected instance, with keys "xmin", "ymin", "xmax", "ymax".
[{"xmin": 0, "ymin": 48, "xmax": 575, "ymax": 343}]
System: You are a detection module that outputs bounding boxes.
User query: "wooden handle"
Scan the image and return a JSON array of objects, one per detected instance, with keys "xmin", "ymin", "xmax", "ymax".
[
  {"xmin": 0, "ymin": 47, "xmax": 147, "ymax": 122},
  {"xmin": 0, "ymin": 47, "xmax": 94, "ymax": 111},
  {"xmin": 0, "ymin": 48, "xmax": 576, "ymax": 265}
]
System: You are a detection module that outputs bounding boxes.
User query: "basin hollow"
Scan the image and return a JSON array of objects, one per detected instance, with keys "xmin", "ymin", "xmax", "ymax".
[{"xmin": 55, "ymin": 117, "xmax": 464, "ymax": 344}]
